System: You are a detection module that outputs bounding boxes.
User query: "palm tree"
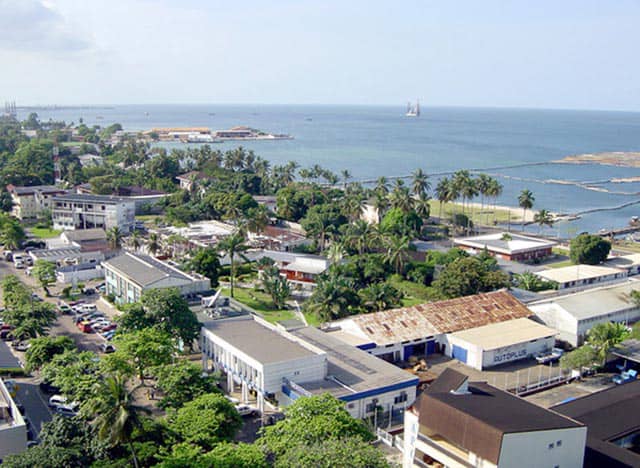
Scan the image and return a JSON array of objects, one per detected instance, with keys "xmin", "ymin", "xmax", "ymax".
[
  {"xmin": 345, "ymin": 219, "xmax": 376, "ymax": 255},
  {"xmin": 217, "ymin": 232, "xmax": 249, "ymax": 298},
  {"xmin": 435, "ymin": 177, "xmax": 452, "ymax": 220},
  {"xmin": 389, "ymin": 182, "xmax": 414, "ymax": 213},
  {"xmin": 107, "ymin": 226, "xmax": 123, "ymax": 250},
  {"xmin": 476, "ymin": 174, "xmax": 492, "ymax": 222},
  {"xmin": 359, "ymin": 282, "xmax": 403, "ymax": 312},
  {"xmin": 86, "ymin": 374, "xmax": 150, "ymax": 468},
  {"xmin": 411, "ymin": 168, "xmax": 430, "ymax": 198},
  {"xmin": 129, "ymin": 230, "xmax": 142, "ymax": 251},
  {"xmin": 518, "ymin": 189, "xmax": 535, "ymax": 230},
  {"xmin": 452, "ymin": 170, "xmax": 472, "ymax": 213},
  {"xmin": 384, "ymin": 235, "xmax": 411, "ymax": 275},
  {"xmin": 0, "ymin": 222, "xmax": 25, "ymax": 250},
  {"xmin": 341, "ymin": 169, "xmax": 352, "ymax": 189},
  {"xmin": 533, "ymin": 209, "xmax": 554, "ymax": 233},
  {"xmin": 414, "ymin": 194, "xmax": 431, "ymax": 222},
  {"xmin": 586, "ymin": 322, "xmax": 630, "ymax": 365},
  {"xmin": 375, "ymin": 176, "xmax": 389, "ymax": 196},
  {"xmin": 486, "ymin": 178, "xmax": 503, "ymax": 224},
  {"xmin": 147, "ymin": 232, "xmax": 161, "ymax": 256},
  {"xmin": 326, "ymin": 242, "xmax": 347, "ymax": 263}
]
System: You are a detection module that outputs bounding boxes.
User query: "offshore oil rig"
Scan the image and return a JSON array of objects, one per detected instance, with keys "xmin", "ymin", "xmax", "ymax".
[{"xmin": 3, "ymin": 101, "xmax": 17, "ymax": 119}]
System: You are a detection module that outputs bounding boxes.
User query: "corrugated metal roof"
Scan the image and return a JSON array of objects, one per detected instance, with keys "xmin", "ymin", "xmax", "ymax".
[{"xmin": 346, "ymin": 290, "xmax": 532, "ymax": 345}]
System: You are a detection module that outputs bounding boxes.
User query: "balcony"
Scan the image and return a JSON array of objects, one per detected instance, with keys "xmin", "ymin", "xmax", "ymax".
[{"xmin": 414, "ymin": 432, "xmax": 477, "ymax": 468}]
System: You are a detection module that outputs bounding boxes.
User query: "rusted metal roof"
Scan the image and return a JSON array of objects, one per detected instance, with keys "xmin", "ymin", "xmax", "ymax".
[{"xmin": 349, "ymin": 290, "xmax": 532, "ymax": 345}]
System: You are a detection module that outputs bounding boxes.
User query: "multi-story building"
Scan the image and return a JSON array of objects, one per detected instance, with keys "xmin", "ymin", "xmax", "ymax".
[
  {"xmin": 51, "ymin": 193, "xmax": 135, "ymax": 232},
  {"xmin": 6, "ymin": 184, "xmax": 68, "ymax": 220},
  {"xmin": 102, "ymin": 251, "xmax": 211, "ymax": 304},
  {"xmin": 403, "ymin": 369, "xmax": 586, "ymax": 468},
  {"xmin": 0, "ymin": 378, "xmax": 27, "ymax": 459}
]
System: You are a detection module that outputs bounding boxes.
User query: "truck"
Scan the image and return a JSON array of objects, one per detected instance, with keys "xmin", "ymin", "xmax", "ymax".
[
  {"xmin": 534, "ymin": 347, "xmax": 564, "ymax": 364},
  {"xmin": 613, "ymin": 369, "xmax": 638, "ymax": 385}
]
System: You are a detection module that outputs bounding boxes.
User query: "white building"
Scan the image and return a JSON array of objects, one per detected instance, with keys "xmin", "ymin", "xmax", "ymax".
[
  {"xmin": 328, "ymin": 290, "xmax": 552, "ymax": 370},
  {"xmin": 534, "ymin": 264, "xmax": 627, "ymax": 290},
  {"xmin": 403, "ymin": 369, "xmax": 586, "ymax": 468},
  {"xmin": 606, "ymin": 253, "xmax": 640, "ymax": 276},
  {"xmin": 0, "ymin": 378, "xmax": 27, "ymax": 459},
  {"xmin": 6, "ymin": 184, "xmax": 68, "ymax": 220},
  {"xmin": 201, "ymin": 315, "xmax": 418, "ymax": 419},
  {"xmin": 528, "ymin": 280, "xmax": 640, "ymax": 347},
  {"xmin": 454, "ymin": 232, "xmax": 556, "ymax": 262},
  {"xmin": 29, "ymin": 247, "xmax": 105, "ymax": 267},
  {"xmin": 102, "ymin": 251, "xmax": 211, "ymax": 304},
  {"xmin": 52, "ymin": 193, "xmax": 136, "ymax": 232}
]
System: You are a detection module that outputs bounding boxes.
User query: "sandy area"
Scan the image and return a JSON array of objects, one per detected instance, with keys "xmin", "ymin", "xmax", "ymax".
[
  {"xmin": 556, "ymin": 151, "xmax": 640, "ymax": 168},
  {"xmin": 460, "ymin": 201, "xmax": 540, "ymax": 223}
]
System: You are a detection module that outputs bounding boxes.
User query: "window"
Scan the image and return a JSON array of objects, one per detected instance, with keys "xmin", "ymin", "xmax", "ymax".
[
  {"xmin": 394, "ymin": 392, "xmax": 408, "ymax": 404},
  {"xmin": 365, "ymin": 402, "xmax": 377, "ymax": 413},
  {"xmin": 347, "ymin": 403, "xmax": 355, "ymax": 409},
  {"xmin": 556, "ymin": 440, "xmax": 562, "ymax": 447},
  {"xmin": 548, "ymin": 443, "xmax": 554, "ymax": 449}
]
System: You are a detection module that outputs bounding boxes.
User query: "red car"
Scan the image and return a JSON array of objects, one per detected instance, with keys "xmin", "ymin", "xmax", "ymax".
[
  {"xmin": 76, "ymin": 321, "xmax": 93, "ymax": 333},
  {"xmin": 100, "ymin": 323, "xmax": 117, "ymax": 332}
]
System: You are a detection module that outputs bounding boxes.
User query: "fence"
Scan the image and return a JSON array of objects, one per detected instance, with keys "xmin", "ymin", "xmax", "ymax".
[{"xmin": 487, "ymin": 363, "xmax": 572, "ymax": 396}]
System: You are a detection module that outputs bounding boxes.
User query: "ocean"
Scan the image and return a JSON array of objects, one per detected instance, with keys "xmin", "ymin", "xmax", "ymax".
[{"xmin": 19, "ymin": 104, "xmax": 640, "ymax": 238}]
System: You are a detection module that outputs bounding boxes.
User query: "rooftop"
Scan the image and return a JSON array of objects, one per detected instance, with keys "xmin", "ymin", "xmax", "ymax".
[
  {"xmin": 336, "ymin": 290, "xmax": 532, "ymax": 346},
  {"xmin": 448, "ymin": 317, "xmax": 557, "ymax": 350},
  {"xmin": 289, "ymin": 327, "xmax": 418, "ymax": 397},
  {"xmin": 7, "ymin": 184, "xmax": 66, "ymax": 195},
  {"xmin": 606, "ymin": 253, "xmax": 640, "ymax": 270},
  {"xmin": 53, "ymin": 193, "xmax": 133, "ymax": 204},
  {"xmin": 454, "ymin": 232, "xmax": 556, "ymax": 255},
  {"xmin": 62, "ymin": 228, "xmax": 107, "ymax": 242},
  {"xmin": 30, "ymin": 247, "xmax": 82, "ymax": 259},
  {"xmin": 201, "ymin": 315, "xmax": 318, "ymax": 365},
  {"xmin": 553, "ymin": 380, "xmax": 640, "ymax": 467},
  {"xmin": 419, "ymin": 369, "xmax": 583, "ymax": 465},
  {"xmin": 529, "ymin": 280, "xmax": 640, "ymax": 321},
  {"xmin": 0, "ymin": 341, "xmax": 21, "ymax": 369},
  {"xmin": 102, "ymin": 251, "xmax": 199, "ymax": 288},
  {"xmin": 611, "ymin": 338, "xmax": 640, "ymax": 364},
  {"xmin": 176, "ymin": 171, "xmax": 209, "ymax": 181},
  {"xmin": 535, "ymin": 264, "xmax": 625, "ymax": 284}
]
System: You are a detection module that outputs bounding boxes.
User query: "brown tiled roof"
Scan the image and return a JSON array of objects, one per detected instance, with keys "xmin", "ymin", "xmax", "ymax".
[{"xmin": 349, "ymin": 290, "xmax": 532, "ymax": 345}]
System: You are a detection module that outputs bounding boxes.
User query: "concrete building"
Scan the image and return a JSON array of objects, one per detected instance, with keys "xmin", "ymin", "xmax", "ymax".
[
  {"xmin": 529, "ymin": 281, "xmax": 640, "ymax": 347},
  {"xmin": 6, "ymin": 184, "xmax": 68, "ymax": 220},
  {"xmin": 157, "ymin": 220, "xmax": 235, "ymax": 249},
  {"xmin": 102, "ymin": 251, "xmax": 211, "ymax": 304},
  {"xmin": 534, "ymin": 264, "xmax": 627, "ymax": 290},
  {"xmin": 403, "ymin": 369, "xmax": 586, "ymax": 468},
  {"xmin": 454, "ymin": 232, "xmax": 556, "ymax": 262},
  {"xmin": 52, "ymin": 193, "xmax": 136, "ymax": 232},
  {"xmin": 46, "ymin": 228, "xmax": 109, "ymax": 253},
  {"xmin": 29, "ymin": 247, "xmax": 105, "ymax": 267},
  {"xmin": 553, "ymin": 380, "xmax": 640, "ymax": 468},
  {"xmin": 606, "ymin": 253, "xmax": 640, "ymax": 276},
  {"xmin": 176, "ymin": 171, "xmax": 210, "ymax": 191},
  {"xmin": 248, "ymin": 225, "xmax": 309, "ymax": 252},
  {"xmin": 252, "ymin": 195, "xmax": 277, "ymax": 214},
  {"xmin": 328, "ymin": 290, "xmax": 552, "ymax": 369},
  {"xmin": 0, "ymin": 378, "xmax": 27, "ymax": 459},
  {"xmin": 200, "ymin": 315, "xmax": 418, "ymax": 419}
]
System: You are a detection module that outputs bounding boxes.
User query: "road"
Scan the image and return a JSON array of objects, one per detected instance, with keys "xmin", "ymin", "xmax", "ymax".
[{"xmin": 0, "ymin": 255, "xmax": 118, "ymax": 439}]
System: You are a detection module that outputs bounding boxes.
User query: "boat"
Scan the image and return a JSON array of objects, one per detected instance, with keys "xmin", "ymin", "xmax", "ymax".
[{"xmin": 406, "ymin": 100, "xmax": 420, "ymax": 117}]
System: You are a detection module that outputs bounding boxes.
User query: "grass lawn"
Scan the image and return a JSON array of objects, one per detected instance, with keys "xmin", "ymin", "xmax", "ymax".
[
  {"xmin": 428, "ymin": 200, "xmax": 521, "ymax": 226},
  {"xmin": 613, "ymin": 241, "xmax": 640, "ymax": 254},
  {"xmin": 29, "ymin": 227, "xmax": 62, "ymax": 239},
  {"xmin": 221, "ymin": 287, "xmax": 296, "ymax": 324},
  {"xmin": 546, "ymin": 259, "xmax": 574, "ymax": 269},
  {"xmin": 388, "ymin": 275, "xmax": 434, "ymax": 305}
]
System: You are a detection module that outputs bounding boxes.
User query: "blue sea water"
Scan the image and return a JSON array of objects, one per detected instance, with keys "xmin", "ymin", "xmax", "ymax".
[{"xmin": 20, "ymin": 105, "xmax": 640, "ymax": 238}]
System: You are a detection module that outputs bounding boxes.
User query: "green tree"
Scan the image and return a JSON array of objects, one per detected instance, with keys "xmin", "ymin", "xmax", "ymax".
[
  {"xmin": 31, "ymin": 259, "xmax": 56, "ymax": 296},
  {"xmin": 85, "ymin": 374, "xmax": 150, "ymax": 468},
  {"xmin": 276, "ymin": 437, "xmax": 389, "ymax": 468},
  {"xmin": 36, "ymin": 415, "xmax": 109, "ymax": 466},
  {"xmin": 586, "ymin": 322, "xmax": 630, "ymax": 365},
  {"xmin": 140, "ymin": 288, "xmax": 202, "ymax": 348},
  {"xmin": 258, "ymin": 394, "xmax": 374, "ymax": 462},
  {"xmin": 433, "ymin": 256, "xmax": 509, "ymax": 299},
  {"xmin": 147, "ymin": 232, "xmax": 161, "ymax": 256},
  {"xmin": 217, "ymin": 232, "xmax": 249, "ymax": 298},
  {"xmin": 533, "ymin": 209, "xmax": 554, "ymax": 232},
  {"xmin": 380, "ymin": 208, "xmax": 422, "ymax": 237},
  {"xmin": 358, "ymin": 282, "xmax": 403, "ymax": 312},
  {"xmin": 154, "ymin": 360, "xmax": 219, "ymax": 409},
  {"xmin": 167, "ymin": 393, "xmax": 242, "ymax": 451},
  {"xmin": 187, "ymin": 247, "xmax": 221, "ymax": 287},
  {"xmin": 304, "ymin": 274, "xmax": 361, "ymax": 322},
  {"xmin": 383, "ymin": 234, "xmax": 412, "ymax": 275},
  {"xmin": 109, "ymin": 328, "xmax": 175, "ymax": 381},
  {"xmin": 107, "ymin": 226, "xmax": 124, "ymax": 249},
  {"xmin": 260, "ymin": 264, "xmax": 291, "ymax": 309},
  {"xmin": 41, "ymin": 350, "xmax": 101, "ymax": 404},
  {"xmin": 569, "ymin": 233, "xmax": 611, "ymax": 265},
  {"xmin": 560, "ymin": 345, "xmax": 599, "ymax": 371},
  {"xmin": 0, "ymin": 215, "xmax": 26, "ymax": 249},
  {"xmin": 301, "ymin": 204, "xmax": 346, "ymax": 252},
  {"xmin": 2, "ymin": 446, "xmax": 80, "ymax": 468},
  {"xmin": 518, "ymin": 189, "xmax": 535, "ymax": 229},
  {"xmin": 411, "ymin": 168, "xmax": 430, "ymax": 198},
  {"xmin": 24, "ymin": 336, "xmax": 75, "ymax": 372},
  {"xmin": 158, "ymin": 442, "xmax": 268, "ymax": 468}
]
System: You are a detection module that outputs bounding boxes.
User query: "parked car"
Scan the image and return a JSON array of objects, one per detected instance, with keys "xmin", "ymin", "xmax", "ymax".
[
  {"xmin": 11, "ymin": 341, "xmax": 31, "ymax": 352},
  {"xmin": 14, "ymin": 259, "xmax": 25, "ymax": 269},
  {"xmin": 77, "ymin": 321, "xmax": 93, "ymax": 333},
  {"xmin": 25, "ymin": 256, "xmax": 33, "ymax": 266},
  {"xmin": 102, "ymin": 330, "xmax": 116, "ymax": 340},
  {"xmin": 3, "ymin": 250, "xmax": 13, "ymax": 261},
  {"xmin": 235, "ymin": 404, "xmax": 257, "ymax": 417},
  {"xmin": 100, "ymin": 343, "xmax": 116, "ymax": 354},
  {"xmin": 83, "ymin": 288, "xmax": 96, "ymax": 296},
  {"xmin": 77, "ymin": 304, "xmax": 97, "ymax": 313},
  {"xmin": 100, "ymin": 323, "xmax": 117, "ymax": 332},
  {"xmin": 58, "ymin": 304, "xmax": 72, "ymax": 314},
  {"xmin": 613, "ymin": 369, "xmax": 638, "ymax": 385},
  {"xmin": 31, "ymin": 293, "xmax": 43, "ymax": 302},
  {"xmin": 68, "ymin": 300, "xmax": 85, "ymax": 307},
  {"xmin": 56, "ymin": 403, "xmax": 79, "ymax": 417},
  {"xmin": 48, "ymin": 394, "xmax": 68, "ymax": 409},
  {"xmin": 0, "ymin": 329, "xmax": 14, "ymax": 341}
]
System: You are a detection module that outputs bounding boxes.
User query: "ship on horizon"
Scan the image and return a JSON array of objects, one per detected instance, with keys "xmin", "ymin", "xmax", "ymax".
[{"xmin": 406, "ymin": 100, "xmax": 420, "ymax": 117}]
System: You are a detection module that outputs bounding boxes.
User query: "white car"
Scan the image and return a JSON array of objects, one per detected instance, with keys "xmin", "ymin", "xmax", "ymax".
[
  {"xmin": 235, "ymin": 404, "xmax": 257, "ymax": 417},
  {"xmin": 56, "ymin": 403, "xmax": 80, "ymax": 417},
  {"xmin": 48, "ymin": 394, "xmax": 68, "ymax": 408},
  {"xmin": 225, "ymin": 395, "xmax": 240, "ymax": 405}
]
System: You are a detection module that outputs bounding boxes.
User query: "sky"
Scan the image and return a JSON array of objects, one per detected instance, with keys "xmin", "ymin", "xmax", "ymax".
[{"xmin": 1, "ymin": 0, "xmax": 640, "ymax": 110}]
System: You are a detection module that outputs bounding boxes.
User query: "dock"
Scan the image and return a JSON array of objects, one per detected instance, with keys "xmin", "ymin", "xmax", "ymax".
[{"xmin": 597, "ymin": 224, "xmax": 640, "ymax": 238}]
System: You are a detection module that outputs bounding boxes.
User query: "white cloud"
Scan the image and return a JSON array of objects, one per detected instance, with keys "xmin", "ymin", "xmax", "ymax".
[{"xmin": 0, "ymin": 0, "xmax": 92, "ymax": 54}]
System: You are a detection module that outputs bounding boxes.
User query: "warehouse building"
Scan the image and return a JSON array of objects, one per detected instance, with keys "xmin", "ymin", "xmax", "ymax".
[
  {"xmin": 529, "ymin": 281, "xmax": 640, "ymax": 347},
  {"xmin": 200, "ymin": 315, "xmax": 418, "ymax": 419},
  {"xmin": 328, "ymin": 290, "xmax": 554, "ymax": 370},
  {"xmin": 102, "ymin": 251, "xmax": 211, "ymax": 304},
  {"xmin": 454, "ymin": 232, "xmax": 556, "ymax": 261},
  {"xmin": 534, "ymin": 264, "xmax": 627, "ymax": 290}
]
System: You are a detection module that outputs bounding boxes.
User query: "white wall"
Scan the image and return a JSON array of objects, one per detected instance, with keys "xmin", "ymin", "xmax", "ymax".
[
  {"xmin": 529, "ymin": 304, "xmax": 579, "ymax": 347},
  {"xmin": 499, "ymin": 427, "xmax": 586, "ymax": 468},
  {"xmin": 0, "ymin": 380, "xmax": 27, "ymax": 459}
]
